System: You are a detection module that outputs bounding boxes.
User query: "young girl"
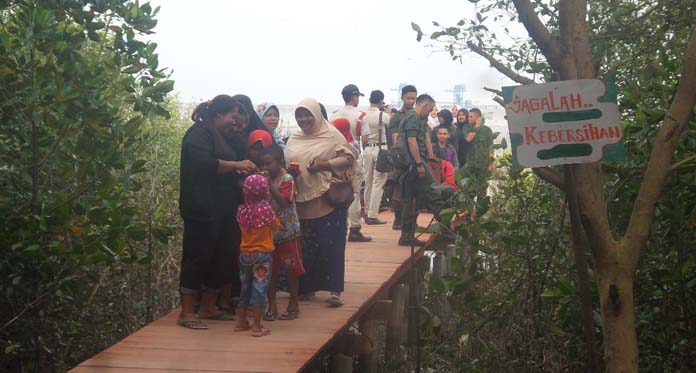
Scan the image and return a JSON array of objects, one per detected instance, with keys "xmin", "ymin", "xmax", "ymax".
[
  {"xmin": 247, "ymin": 129, "xmax": 274, "ymax": 166},
  {"xmin": 260, "ymin": 145, "xmax": 305, "ymax": 321},
  {"xmin": 235, "ymin": 174, "xmax": 279, "ymax": 337},
  {"xmin": 434, "ymin": 127, "xmax": 460, "ymax": 169}
]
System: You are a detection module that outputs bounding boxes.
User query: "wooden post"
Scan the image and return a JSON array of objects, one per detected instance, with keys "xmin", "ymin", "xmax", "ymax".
[
  {"xmin": 407, "ymin": 268, "xmax": 420, "ymax": 347},
  {"xmin": 358, "ymin": 318, "xmax": 379, "ymax": 372},
  {"xmin": 417, "ymin": 256, "xmax": 429, "ymax": 304},
  {"xmin": 332, "ymin": 353, "xmax": 353, "ymax": 373},
  {"xmin": 432, "ymin": 252, "xmax": 444, "ymax": 279},
  {"xmin": 445, "ymin": 244, "xmax": 457, "ymax": 275},
  {"xmin": 386, "ymin": 283, "xmax": 408, "ymax": 363}
]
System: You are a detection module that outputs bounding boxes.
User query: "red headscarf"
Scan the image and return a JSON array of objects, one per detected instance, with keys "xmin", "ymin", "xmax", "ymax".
[
  {"xmin": 236, "ymin": 174, "xmax": 276, "ymax": 229},
  {"xmin": 331, "ymin": 118, "xmax": 354, "ymax": 143},
  {"xmin": 247, "ymin": 129, "xmax": 273, "ymax": 149}
]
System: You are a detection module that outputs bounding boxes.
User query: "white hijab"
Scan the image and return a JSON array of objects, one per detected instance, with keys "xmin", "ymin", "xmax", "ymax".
[{"xmin": 285, "ymin": 98, "xmax": 359, "ymax": 203}]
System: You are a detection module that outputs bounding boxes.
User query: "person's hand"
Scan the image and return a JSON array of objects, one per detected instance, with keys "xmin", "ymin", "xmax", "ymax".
[
  {"xmin": 384, "ymin": 104, "xmax": 392, "ymax": 113},
  {"xmin": 427, "ymin": 153, "xmax": 438, "ymax": 162},
  {"xmin": 416, "ymin": 164, "xmax": 426, "ymax": 179},
  {"xmin": 235, "ymin": 160, "xmax": 257, "ymax": 174},
  {"xmin": 307, "ymin": 159, "xmax": 329, "ymax": 174}
]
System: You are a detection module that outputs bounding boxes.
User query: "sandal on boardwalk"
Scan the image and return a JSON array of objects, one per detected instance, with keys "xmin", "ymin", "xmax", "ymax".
[
  {"xmin": 263, "ymin": 309, "xmax": 278, "ymax": 322},
  {"xmin": 199, "ymin": 312, "xmax": 236, "ymax": 321},
  {"xmin": 234, "ymin": 323, "xmax": 251, "ymax": 332},
  {"xmin": 326, "ymin": 295, "xmax": 345, "ymax": 307},
  {"xmin": 279, "ymin": 309, "xmax": 300, "ymax": 320},
  {"xmin": 251, "ymin": 325, "xmax": 271, "ymax": 337},
  {"xmin": 177, "ymin": 318, "xmax": 208, "ymax": 330}
]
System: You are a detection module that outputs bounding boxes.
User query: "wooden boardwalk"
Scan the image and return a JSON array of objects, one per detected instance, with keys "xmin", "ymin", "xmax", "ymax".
[{"xmin": 72, "ymin": 213, "xmax": 430, "ymax": 373}]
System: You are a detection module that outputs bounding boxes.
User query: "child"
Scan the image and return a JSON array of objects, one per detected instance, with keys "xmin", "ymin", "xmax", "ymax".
[
  {"xmin": 260, "ymin": 145, "xmax": 305, "ymax": 321},
  {"xmin": 235, "ymin": 174, "xmax": 279, "ymax": 337},
  {"xmin": 247, "ymin": 129, "xmax": 274, "ymax": 166},
  {"xmin": 434, "ymin": 127, "xmax": 460, "ymax": 169}
]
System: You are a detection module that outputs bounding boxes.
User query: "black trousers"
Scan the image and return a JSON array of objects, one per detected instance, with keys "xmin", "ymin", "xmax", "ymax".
[{"xmin": 179, "ymin": 215, "xmax": 240, "ymax": 294}]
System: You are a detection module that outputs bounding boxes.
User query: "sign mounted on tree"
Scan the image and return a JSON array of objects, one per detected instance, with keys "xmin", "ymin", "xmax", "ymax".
[{"xmin": 503, "ymin": 79, "xmax": 625, "ymax": 169}]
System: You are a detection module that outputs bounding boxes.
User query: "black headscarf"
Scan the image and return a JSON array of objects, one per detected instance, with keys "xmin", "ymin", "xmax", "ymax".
[
  {"xmin": 437, "ymin": 109, "xmax": 453, "ymax": 128},
  {"xmin": 456, "ymin": 108, "xmax": 469, "ymax": 126},
  {"xmin": 231, "ymin": 94, "xmax": 267, "ymax": 137}
]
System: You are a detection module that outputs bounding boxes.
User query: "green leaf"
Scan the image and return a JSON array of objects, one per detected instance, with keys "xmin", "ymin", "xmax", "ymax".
[{"xmin": 550, "ymin": 324, "xmax": 567, "ymax": 337}]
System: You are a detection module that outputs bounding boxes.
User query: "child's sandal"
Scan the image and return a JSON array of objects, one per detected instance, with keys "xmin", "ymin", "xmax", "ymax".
[
  {"xmin": 234, "ymin": 323, "xmax": 251, "ymax": 332},
  {"xmin": 263, "ymin": 309, "xmax": 278, "ymax": 321},
  {"xmin": 279, "ymin": 309, "xmax": 300, "ymax": 320},
  {"xmin": 251, "ymin": 325, "xmax": 271, "ymax": 337}
]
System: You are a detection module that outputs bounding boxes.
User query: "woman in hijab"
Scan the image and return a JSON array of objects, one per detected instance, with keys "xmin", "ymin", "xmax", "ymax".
[
  {"xmin": 256, "ymin": 102, "xmax": 286, "ymax": 148},
  {"xmin": 178, "ymin": 95, "xmax": 257, "ymax": 329},
  {"xmin": 232, "ymin": 95, "xmax": 266, "ymax": 133},
  {"xmin": 285, "ymin": 98, "xmax": 359, "ymax": 307}
]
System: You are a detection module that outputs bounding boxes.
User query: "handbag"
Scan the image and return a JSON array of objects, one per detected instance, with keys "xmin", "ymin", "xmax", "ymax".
[
  {"xmin": 375, "ymin": 112, "xmax": 394, "ymax": 173},
  {"xmin": 324, "ymin": 181, "xmax": 355, "ymax": 208}
]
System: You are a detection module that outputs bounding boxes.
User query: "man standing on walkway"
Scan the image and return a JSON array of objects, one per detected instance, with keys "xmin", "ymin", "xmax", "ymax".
[
  {"xmin": 362, "ymin": 90, "xmax": 390, "ymax": 225},
  {"xmin": 461, "ymin": 107, "xmax": 494, "ymax": 200},
  {"xmin": 399, "ymin": 94, "xmax": 445, "ymax": 247},
  {"xmin": 330, "ymin": 84, "xmax": 372, "ymax": 242},
  {"xmin": 387, "ymin": 85, "xmax": 418, "ymax": 231}
]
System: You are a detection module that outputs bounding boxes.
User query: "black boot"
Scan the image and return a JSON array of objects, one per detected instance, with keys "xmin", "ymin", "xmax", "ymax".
[
  {"xmin": 398, "ymin": 225, "xmax": 426, "ymax": 247},
  {"xmin": 348, "ymin": 228, "xmax": 372, "ymax": 242}
]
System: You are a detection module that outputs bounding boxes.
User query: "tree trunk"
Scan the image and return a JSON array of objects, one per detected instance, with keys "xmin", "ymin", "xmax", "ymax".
[
  {"xmin": 596, "ymin": 250, "xmax": 638, "ymax": 373},
  {"xmin": 565, "ymin": 166, "xmax": 601, "ymax": 372}
]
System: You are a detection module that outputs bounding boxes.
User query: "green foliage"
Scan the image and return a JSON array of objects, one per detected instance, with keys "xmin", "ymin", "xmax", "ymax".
[
  {"xmin": 0, "ymin": 1, "xmax": 183, "ymax": 370},
  {"xmin": 415, "ymin": 0, "xmax": 696, "ymax": 370}
]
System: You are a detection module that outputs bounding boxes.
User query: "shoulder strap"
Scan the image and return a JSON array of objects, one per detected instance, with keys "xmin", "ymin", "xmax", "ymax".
[{"xmin": 378, "ymin": 111, "xmax": 383, "ymax": 145}]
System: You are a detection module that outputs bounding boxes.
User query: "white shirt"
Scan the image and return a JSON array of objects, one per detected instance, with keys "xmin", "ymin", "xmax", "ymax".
[
  {"xmin": 329, "ymin": 105, "xmax": 371, "ymax": 139},
  {"xmin": 363, "ymin": 107, "xmax": 390, "ymax": 144}
]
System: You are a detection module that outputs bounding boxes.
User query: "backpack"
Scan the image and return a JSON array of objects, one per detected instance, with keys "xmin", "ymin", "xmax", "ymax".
[{"xmin": 388, "ymin": 115, "xmax": 414, "ymax": 171}]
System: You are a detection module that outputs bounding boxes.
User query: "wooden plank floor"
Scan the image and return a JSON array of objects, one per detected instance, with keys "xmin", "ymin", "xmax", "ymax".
[{"xmin": 71, "ymin": 212, "xmax": 430, "ymax": 373}]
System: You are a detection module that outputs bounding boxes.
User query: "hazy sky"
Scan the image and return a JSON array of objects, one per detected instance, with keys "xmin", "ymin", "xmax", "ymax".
[{"xmin": 147, "ymin": 0, "xmax": 517, "ymax": 107}]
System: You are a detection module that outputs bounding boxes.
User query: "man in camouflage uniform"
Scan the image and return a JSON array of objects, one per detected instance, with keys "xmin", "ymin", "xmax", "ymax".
[
  {"xmin": 398, "ymin": 94, "xmax": 445, "ymax": 247},
  {"xmin": 387, "ymin": 85, "xmax": 418, "ymax": 231},
  {"xmin": 461, "ymin": 108, "xmax": 493, "ymax": 201}
]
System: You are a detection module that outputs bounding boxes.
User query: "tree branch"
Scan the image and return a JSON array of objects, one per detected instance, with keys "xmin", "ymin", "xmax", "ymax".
[
  {"xmin": 671, "ymin": 154, "xmax": 696, "ymax": 171},
  {"xmin": 512, "ymin": 0, "xmax": 564, "ymax": 69},
  {"xmin": 493, "ymin": 96, "xmax": 505, "ymax": 108},
  {"xmin": 483, "ymin": 86, "xmax": 503, "ymax": 96},
  {"xmin": 466, "ymin": 41, "xmax": 536, "ymax": 85},
  {"xmin": 532, "ymin": 166, "xmax": 565, "ymax": 190},
  {"xmin": 623, "ymin": 26, "xmax": 696, "ymax": 266}
]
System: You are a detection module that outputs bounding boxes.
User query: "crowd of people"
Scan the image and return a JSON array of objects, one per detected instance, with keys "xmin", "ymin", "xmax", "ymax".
[{"xmin": 176, "ymin": 85, "xmax": 494, "ymax": 337}]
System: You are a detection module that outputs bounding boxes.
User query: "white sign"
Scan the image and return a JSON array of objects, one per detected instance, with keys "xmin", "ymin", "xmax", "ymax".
[{"xmin": 503, "ymin": 79, "xmax": 624, "ymax": 169}]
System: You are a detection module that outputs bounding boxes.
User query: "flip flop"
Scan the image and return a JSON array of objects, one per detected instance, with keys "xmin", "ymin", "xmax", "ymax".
[
  {"xmin": 326, "ymin": 295, "xmax": 345, "ymax": 307},
  {"xmin": 177, "ymin": 318, "xmax": 208, "ymax": 330},
  {"xmin": 234, "ymin": 323, "xmax": 251, "ymax": 332},
  {"xmin": 251, "ymin": 325, "xmax": 271, "ymax": 337},
  {"xmin": 263, "ymin": 309, "xmax": 278, "ymax": 321},
  {"xmin": 199, "ymin": 312, "xmax": 236, "ymax": 321},
  {"xmin": 279, "ymin": 309, "xmax": 300, "ymax": 320}
]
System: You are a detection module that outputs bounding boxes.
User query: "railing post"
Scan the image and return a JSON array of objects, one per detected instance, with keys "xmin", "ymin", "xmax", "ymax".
[
  {"xmin": 386, "ymin": 283, "xmax": 408, "ymax": 363},
  {"xmin": 332, "ymin": 353, "xmax": 353, "ymax": 373}
]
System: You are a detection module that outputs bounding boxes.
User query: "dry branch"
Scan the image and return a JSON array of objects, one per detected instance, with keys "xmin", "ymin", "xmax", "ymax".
[
  {"xmin": 466, "ymin": 41, "xmax": 536, "ymax": 85},
  {"xmin": 484, "ymin": 87, "xmax": 503, "ymax": 95}
]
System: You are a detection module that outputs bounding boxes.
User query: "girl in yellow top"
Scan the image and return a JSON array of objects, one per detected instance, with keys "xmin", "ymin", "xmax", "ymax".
[{"xmin": 235, "ymin": 174, "xmax": 279, "ymax": 337}]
